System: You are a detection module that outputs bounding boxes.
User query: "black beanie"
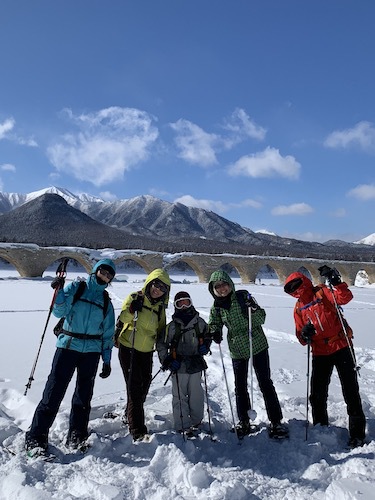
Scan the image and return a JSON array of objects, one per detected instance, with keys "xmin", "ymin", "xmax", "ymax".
[{"xmin": 174, "ymin": 291, "xmax": 191, "ymax": 303}]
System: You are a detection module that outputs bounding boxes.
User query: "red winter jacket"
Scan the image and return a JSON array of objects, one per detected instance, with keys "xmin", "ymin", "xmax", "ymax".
[{"xmin": 284, "ymin": 272, "xmax": 353, "ymax": 356}]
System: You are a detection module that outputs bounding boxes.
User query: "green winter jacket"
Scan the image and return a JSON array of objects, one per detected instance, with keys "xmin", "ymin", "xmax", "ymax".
[{"xmin": 208, "ymin": 270, "xmax": 268, "ymax": 360}]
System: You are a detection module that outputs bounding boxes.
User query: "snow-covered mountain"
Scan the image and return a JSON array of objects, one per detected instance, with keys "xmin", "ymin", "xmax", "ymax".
[
  {"xmin": 0, "ymin": 186, "xmax": 103, "ymax": 213},
  {"xmin": 0, "ymin": 187, "xmax": 262, "ymax": 243},
  {"xmin": 0, "ymin": 187, "xmax": 374, "ymax": 254},
  {"xmin": 354, "ymin": 233, "xmax": 375, "ymax": 246}
]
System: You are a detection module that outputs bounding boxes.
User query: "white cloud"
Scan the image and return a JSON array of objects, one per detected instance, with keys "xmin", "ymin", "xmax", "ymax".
[
  {"xmin": 170, "ymin": 109, "xmax": 266, "ymax": 167},
  {"xmin": 174, "ymin": 194, "xmax": 227, "ymax": 212},
  {"xmin": 0, "ymin": 163, "xmax": 16, "ymax": 172},
  {"xmin": 271, "ymin": 203, "xmax": 313, "ymax": 216},
  {"xmin": 47, "ymin": 107, "xmax": 159, "ymax": 187},
  {"xmin": 324, "ymin": 121, "xmax": 375, "ymax": 152},
  {"xmin": 99, "ymin": 191, "xmax": 118, "ymax": 201},
  {"xmin": 0, "ymin": 117, "xmax": 37, "ymax": 146},
  {"xmin": 170, "ymin": 119, "xmax": 219, "ymax": 167},
  {"xmin": 347, "ymin": 183, "xmax": 375, "ymax": 200},
  {"xmin": 228, "ymin": 146, "xmax": 301, "ymax": 179},
  {"xmin": 221, "ymin": 108, "xmax": 266, "ymax": 145},
  {"xmin": 174, "ymin": 194, "xmax": 261, "ymax": 213},
  {"xmin": 0, "ymin": 118, "xmax": 15, "ymax": 139}
]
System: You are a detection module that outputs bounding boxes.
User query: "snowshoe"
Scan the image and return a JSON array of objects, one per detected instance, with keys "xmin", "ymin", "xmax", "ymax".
[
  {"xmin": 232, "ymin": 420, "xmax": 259, "ymax": 439},
  {"xmin": 26, "ymin": 446, "xmax": 56, "ymax": 462},
  {"xmin": 347, "ymin": 437, "xmax": 365, "ymax": 449},
  {"xmin": 65, "ymin": 431, "xmax": 90, "ymax": 453},
  {"xmin": 268, "ymin": 423, "xmax": 289, "ymax": 440}
]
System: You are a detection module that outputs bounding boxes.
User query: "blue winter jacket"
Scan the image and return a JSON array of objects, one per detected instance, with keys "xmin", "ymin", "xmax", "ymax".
[{"xmin": 52, "ymin": 270, "xmax": 115, "ymax": 364}]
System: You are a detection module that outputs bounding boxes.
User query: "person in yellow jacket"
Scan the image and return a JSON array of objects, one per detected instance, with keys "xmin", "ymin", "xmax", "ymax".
[{"xmin": 116, "ymin": 268, "xmax": 170, "ymax": 441}]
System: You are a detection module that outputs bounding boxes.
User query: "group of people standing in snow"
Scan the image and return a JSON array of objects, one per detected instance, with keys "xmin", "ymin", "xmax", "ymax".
[{"xmin": 25, "ymin": 260, "xmax": 366, "ymax": 457}]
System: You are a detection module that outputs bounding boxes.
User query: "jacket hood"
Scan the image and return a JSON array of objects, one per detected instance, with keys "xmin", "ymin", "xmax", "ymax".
[
  {"xmin": 92, "ymin": 258, "xmax": 116, "ymax": 276},
  {"xmin": 208, "ymin": 269, "xmax": 235, "ymax": 298},
  {"xmin": 143, "ymin": 268, "xmax": 171, "ymax": 305},
  {"xmin": 284, "ymin": 272, "xmax": 314, "ymax": 301}
]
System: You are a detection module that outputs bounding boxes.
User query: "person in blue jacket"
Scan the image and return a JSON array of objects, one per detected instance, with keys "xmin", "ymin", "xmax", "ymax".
[{"xmin": 25, "ymin": 258, "xmax": 116, "ymax": 455}]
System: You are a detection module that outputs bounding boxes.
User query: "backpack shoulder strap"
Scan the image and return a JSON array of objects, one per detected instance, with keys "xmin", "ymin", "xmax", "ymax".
[
  {"xmin": 103, "ymin": 290, "xmax": 110, "ymax": 316},
  {"xmin": 171, "ymin": 322, "xmax": 183, "ymax": 348},
  {"xmin": 72, "ymin": 280, "xmax": 87, "ymax": 305},
  {"xmin": 72, "ymin": 281, "xmax": 110, "ymax": 317}
]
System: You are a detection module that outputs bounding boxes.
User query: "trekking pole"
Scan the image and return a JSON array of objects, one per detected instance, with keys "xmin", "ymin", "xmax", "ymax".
[
  {"xmin": 175, "ymin": 371, "xmax": 186, "ymax": 442},
  {"xmin": 151, "ymin": 367, "xmax": 162, "ymax": 382},
  {"xmin": 203, "ymin": 369, "xmax": 214, "ymax": 439},
  {"xmin": 127, "ymin": 310, "xmax": 138, "ymax": 390},
  {"xmin": 163, "ymin": 371, "xmax": 173, "ymax": 386},
  {"xmin": 218, "ymin": 343, "xmax": 238, "ymax": 439},
  {"xmin": 326, "ymin": 282, "xmax": 360, "ymax": 375},
  {"xmin": 24, "ymin": 258, "xmax": 69, "ymax": 396},
  {"xmin": 247, "ymin": 295, "xmax": 257, "ymax": 422},
  {"xmin": 305, "ymin": 342, "xmax": 311, "ymax": 441}
]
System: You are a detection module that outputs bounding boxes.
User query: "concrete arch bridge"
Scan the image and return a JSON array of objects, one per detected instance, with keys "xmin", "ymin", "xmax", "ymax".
[{"xmin": 0, "ymin": 243, "xmax": 374, "ymax": 286}]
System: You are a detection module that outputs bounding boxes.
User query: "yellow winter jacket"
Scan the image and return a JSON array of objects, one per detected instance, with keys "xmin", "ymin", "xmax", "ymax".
[{"xmin": 117, "ymin": 269, "xmax": 170, "ymax": 353}]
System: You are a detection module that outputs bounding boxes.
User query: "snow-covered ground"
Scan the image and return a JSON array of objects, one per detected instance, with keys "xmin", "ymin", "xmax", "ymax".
[{"xmin": 0, "ymin": 266, "xmax": 374, "ymax": 499}]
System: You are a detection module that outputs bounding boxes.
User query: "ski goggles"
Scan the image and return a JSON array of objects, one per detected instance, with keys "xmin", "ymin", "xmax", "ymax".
[
  {"xmin": 151, "ymin": 280, "xmax": 168, "ymax": 294},
  {"xmin": 174, "ymin": 297, "xmax": 192, "ymax": 309}
]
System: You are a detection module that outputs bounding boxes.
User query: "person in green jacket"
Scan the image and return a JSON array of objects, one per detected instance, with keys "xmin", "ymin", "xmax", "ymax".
[
  {"xmin": 116, "ymin": 268, "xmax": 170, "ymax": 441},
  {"xmin": 208, "ymin": 270, "xmax": 288, "ymax": 439}
]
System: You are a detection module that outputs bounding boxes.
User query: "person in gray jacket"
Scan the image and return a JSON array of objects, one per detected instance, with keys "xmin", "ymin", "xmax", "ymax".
[{"xmin": 157, "ymin": 291, "xmax": 211, "ymax": 435}]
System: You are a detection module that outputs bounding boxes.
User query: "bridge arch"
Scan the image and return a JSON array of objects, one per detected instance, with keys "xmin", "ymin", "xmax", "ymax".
[{"xmin": 1, "ymin": 244, "xmax": 375, "ymax": 285}]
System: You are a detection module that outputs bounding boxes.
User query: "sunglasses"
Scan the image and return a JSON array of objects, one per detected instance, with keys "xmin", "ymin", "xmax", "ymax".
[
  {"xmin": 214, "ymin": 281, "xmax": 229, "ymax": 290},
  {"xmin": 174, "ymin": 297, "xmax": 192, "ymax": 309},
  {"xmin": 98, "ymin": 268, "xmax": 114, "ymax": 280},
  {"xmin": 151, "ymin": 281, "xmax": 168, "ymax": 293}
]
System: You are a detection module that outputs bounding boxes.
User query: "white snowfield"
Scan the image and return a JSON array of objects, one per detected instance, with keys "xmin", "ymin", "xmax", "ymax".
[{"xmin": 0, "ymin": 270, "xmax": 374, "ymax": 500}]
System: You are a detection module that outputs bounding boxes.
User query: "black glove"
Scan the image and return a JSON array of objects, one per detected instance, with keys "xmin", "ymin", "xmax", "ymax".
[
  {"xmin": 318, "ymin": 265, "xmax": 342, "ymax": 286},
  {"xmin": 212, "ymin": 330, "xmax": 223, "ymax": 344},
  {"xmin": 162, "ymin": 354, "xmax": 173, "ymax": 371},
  {"xmin": 245, "ymin": 294, "xmax": 259, "ymax": 310},
  {"xmin": 130, "ymin": 293, "xmax": 144, "ymax": 313},
  {"xmin": 198, "ymin": 341, "xmax": 210, "ymax": 356},
  {"xmin": 161, "ymin": 355, "xmax": 181, "ymax": 372},
  {"xmin": 99, "ymin": 362, "xmax": 111, "ymax": 379},
  {"xmin": 301, "ymin": 323, "xmax": 316, "ymax": 344},
  {"xmin": 51, "ymin": 276, "xmax": 65, "ymax": 289},
  {"xmin": 114, "ymin": 319, "xmax": 124, "ymax": 345}
]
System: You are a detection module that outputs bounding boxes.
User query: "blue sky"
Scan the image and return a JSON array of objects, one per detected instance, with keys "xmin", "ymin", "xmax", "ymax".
[{"xmin": 0, "ymin": 0, "xmax": 374, "ymax": 243}]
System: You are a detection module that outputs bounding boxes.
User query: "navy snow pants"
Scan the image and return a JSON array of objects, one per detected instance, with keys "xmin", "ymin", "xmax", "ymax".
[{"xmin": 26, "ymin": 348, "xmax": 100, "ymax": 445}]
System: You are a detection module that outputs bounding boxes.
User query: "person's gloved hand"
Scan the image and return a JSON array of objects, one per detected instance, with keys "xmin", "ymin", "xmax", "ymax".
[
  {"xmin": 198, "ymin": 342, "xmax": 210, "ymax": 355},
  {"xmin": 130, "ymin": 292, "xmax": 144, "ymax": 313},
  {"xmin": 318, "ymin": 265, "xmax": 342, "ymax": 286},
  {"xmin": 301, "ymin": 323, "xmax": 316, "ymax": 344},
  {"xmin": 161, "ymin": 354, "xmax": 173, "ymax": 371},
  {"xmin": 169, "ymin": 359, "xmax": 181, "ymax": 372},
  {"xmin": 162, "ymin": 355, "xmax": 181, "ymax": 372},
  {"xmin": 245, "ymin": 294, "xmax": 259, "ymax": 310},
  {"xmin": 212, "ymin": 330, "xmax": 223, "ymax": 344},
  {"xmin": 114, "ymin": 319, "xmax": 124, "ymax": 347},
  {"xmin": 99, "ymin": 362, "xmax": 111, "ymax": 379},
  {"xmin": 51, "ymin": 276, "xmax": 65, "ymax": 289}
]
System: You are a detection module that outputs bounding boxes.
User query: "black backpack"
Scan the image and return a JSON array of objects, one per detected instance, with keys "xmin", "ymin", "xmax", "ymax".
[{"xmin": 53, "ymin": 280, "xmax": 110, "ymax": 336}]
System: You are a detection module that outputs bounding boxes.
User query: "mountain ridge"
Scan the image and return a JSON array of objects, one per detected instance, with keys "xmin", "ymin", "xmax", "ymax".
[{"xmin": 0, "ymin": 187, "xmax": 374, "ymax": 261}]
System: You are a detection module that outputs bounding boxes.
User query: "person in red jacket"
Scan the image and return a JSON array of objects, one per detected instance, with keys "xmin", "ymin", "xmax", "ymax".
[{"xmin": 284, "ymin": 265, "xmax": 366, "ymax": 448}]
